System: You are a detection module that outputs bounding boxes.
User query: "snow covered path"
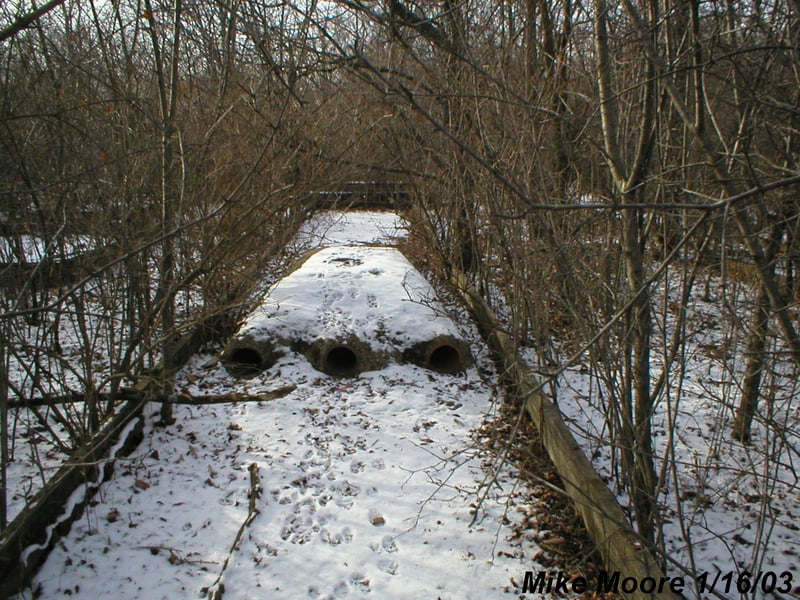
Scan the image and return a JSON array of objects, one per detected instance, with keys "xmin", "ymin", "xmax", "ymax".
[
  {"xmin": 23, "ymin": 359, "xmax": 537, "ymax": 599},
  {"xmin": 16, "ymin": 212, "xmax": 549, "ymax": 599}
]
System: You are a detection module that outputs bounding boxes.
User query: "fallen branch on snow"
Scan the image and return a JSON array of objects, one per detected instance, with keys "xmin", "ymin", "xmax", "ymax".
[
  {"xmin": 165, "ymin": 386, "xmax": 297, "ymax": 405},
  {"xmin": 134, "ymin": 545, "xmax": 218, "ymax": 566},
  {"xmin": 8, "ymin": 385, "xmax": 297, "ymax": 409},
  {"xmin": 203, "ymin": 462, "xmax": 261, "ymax": 600}
]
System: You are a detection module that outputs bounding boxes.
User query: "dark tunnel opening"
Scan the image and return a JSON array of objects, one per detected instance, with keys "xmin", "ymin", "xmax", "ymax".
[
  {"xmin": 324, "ymin": 345, "xmax": 359, "ymax": 377},
  {"xmin": 427, "ymin": 344, "xmax": 462, "ymax": 374},
  {"xmin": 228, "ymin": 347, "xmax": 263, "ymax": 378}
]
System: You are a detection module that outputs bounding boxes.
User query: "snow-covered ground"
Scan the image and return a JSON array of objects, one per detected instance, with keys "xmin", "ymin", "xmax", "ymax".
[
  {"xmin": 17, "ymin": 208, "xmax": 796, "ymax": 599},
  {"xmin": 289, "ymin": 210, "xmax": 410, "ymax": 251},
  {"xmin": 3, "ymin": 213, "xmax": 410, "ymax": 523},
  {"xmin": 14, "ymin": 211, "xmax": 550, "ymax": 599},
  {"xmin": 537, "ymin": 274, "xmax": 800, "ymax": 598},
  {"xmin": 230, "ymin": 244, "xmax": 467, "ymax": 361}
]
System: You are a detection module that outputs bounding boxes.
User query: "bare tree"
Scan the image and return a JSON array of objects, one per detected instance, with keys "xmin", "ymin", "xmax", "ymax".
[{"xmin": 592, "ymin": 0, "xmax": 660, "ymax": 548}]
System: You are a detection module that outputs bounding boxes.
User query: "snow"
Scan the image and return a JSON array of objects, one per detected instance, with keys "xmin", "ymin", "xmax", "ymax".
[
  {"xmin": 4, "ymin": 213, "xmax": 413, "ymax": 525},
  {"xmin": 538, "ymin": 272, "xmax": 800, "ymax": 597},
  {"xmin": 290, "ymin": 210, "xmax": 409, "ymax": 250},
  {"xmin": 5, "ymin": 409, "xmax": 72, "ymax": 524},
  {"xmin": 0, "ymin": 235, "xmax": 97, "ymax": 262},
  {"xmin": 14, "ymin": 211, "xmax": 547, "ymax": 599},
  {"xmin": 21, "ymin": 366, "xmax": 535, "ymax": 599},
  {"xmin": 10, "ymin": 207, "xmax": 800, "ymax": 599},
  {"xmin": 236, "ymin": 245, "xmax": 463, "ymax": 355}
]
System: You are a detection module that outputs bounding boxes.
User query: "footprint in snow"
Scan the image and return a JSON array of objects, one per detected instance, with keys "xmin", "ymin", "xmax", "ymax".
[
  {"xmin": 381, "ymin": 534, "xmax": 398, "ymax": 553},
  {"xmin": 296, "ymin": 496, "xmax": 317, "ymax": 513},
  {"xmin": 335, "ymin": 496, "xmax": 354, "ymax": 509},
  {"xmin": 321, "ymin": 526, "xmax": 353, "ymax": 545},
  {"xmin": 369, "ymin": 534, "xmax": 398, "ymax": 554},
  {"xmin": 350, "ymin": 572, "xmax": 370, "ymax": 589},
  {"xmin": 280, "ymin": 514, "xmax": 318, "ymax": 544},
  {"xmin": 378, "ymin": 558, "xmax": 398, "ymax": 575},
  {"xmin": 331, "ymin": 480, "xmax": 361, "ymax": 496},
  {"xmin": 322, "ymin": 287, "xmax": 345, "ymax": 305}
]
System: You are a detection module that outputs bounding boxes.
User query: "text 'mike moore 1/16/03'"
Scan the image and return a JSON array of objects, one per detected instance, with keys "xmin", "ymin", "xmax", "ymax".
[{"xmin": 521, "ymin": 569, "xmax": 795, "ymax": 595}]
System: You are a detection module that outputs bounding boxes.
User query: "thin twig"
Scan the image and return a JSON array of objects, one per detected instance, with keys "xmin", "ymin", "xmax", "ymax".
[{"xmin": 204, "ymin": 462, "xmax": 261, "ymax": 600}]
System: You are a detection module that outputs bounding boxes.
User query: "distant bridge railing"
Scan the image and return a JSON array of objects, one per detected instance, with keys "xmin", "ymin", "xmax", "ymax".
[{"xmin": 309, "ymin": 181, "xmax": 411, "ymax": 210}]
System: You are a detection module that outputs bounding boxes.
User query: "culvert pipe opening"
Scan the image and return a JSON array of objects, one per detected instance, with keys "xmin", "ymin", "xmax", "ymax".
[
  {"xmin": 221, "ymin": 336, "xmax": 281, "ymax": 378},
  {"xmin": 403, "ymin": 335, "xmax": 469, "ymax": 374},
  {"xmin": 227, "ymin": 347, "xmax": 264, "ymax": 378},
  {"xmin": 427, "ymin": 343, "xmax": 462, "ymax": 374},
  {"xmin": 323, "ymin": 345, "xmax": 359, "ymax": 377}
]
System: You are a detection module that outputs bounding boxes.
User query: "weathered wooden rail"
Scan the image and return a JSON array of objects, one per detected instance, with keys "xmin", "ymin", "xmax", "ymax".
[
  {"xmin": 451, "ymin": 269, "xmax": 678, "ymax": 600},
  {"xmin": 309, "ymin": 181, "xmax": 411, "ymax": 210},
  {"xmin": 0, "ymin": 398, "xmax": 145, "ymax": 599},
  {"xmin": 0, "ymin": 310, "xmax": 239, "ymax": 598}
]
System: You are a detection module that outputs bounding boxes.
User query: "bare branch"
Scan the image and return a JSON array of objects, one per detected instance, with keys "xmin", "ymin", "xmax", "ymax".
[{"xmin": 0, "ymin": 0, "xmax": 67, "ymax": 43}]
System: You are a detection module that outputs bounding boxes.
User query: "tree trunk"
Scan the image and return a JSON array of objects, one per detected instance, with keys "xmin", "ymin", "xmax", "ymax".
[
  {"xmin": 734, "ymin": 286, "xmax": 770, "ymax": 443},
  {"xmin": 623, "ymin": 203, "xmax": 657, "ymax": 545},
  {"xmin": 594, "ymin": 0, "xmax": 659, "ymax": 548},
  {"xmin": 145, "ymin": 0, "xmax": 184, "ymax": 425},
  {"xmin": 733, "ymin": 215, "xmax": 786, "ymax": 442},
  {"xmin": 621, "ymin": 0, "xmax": 800, "ymax": 368}
]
